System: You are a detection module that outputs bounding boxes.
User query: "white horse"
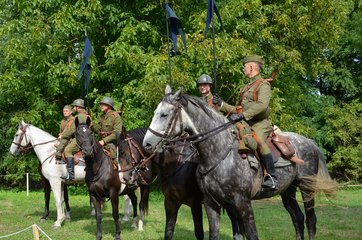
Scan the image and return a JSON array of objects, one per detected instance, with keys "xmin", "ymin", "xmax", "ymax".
[
  {"xmin": 10, "ymin": 121, "xmax": 86, "ymax": 228},
  {"xmin": 9, "ymin": 121, "xmax": 140, "ymax": 229}
]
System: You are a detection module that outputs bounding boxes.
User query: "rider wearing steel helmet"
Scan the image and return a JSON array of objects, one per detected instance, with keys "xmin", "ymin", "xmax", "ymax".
[
  {"xmin": 60, "ymin": 98, "xmax": 91, "ymax": 181},
  {"xmin": 91, "ymin": 96, "xmax": 123, "ymax": 162},
  {"xmin": 197, "ymin": 74, "xmax": 236, "ymax": 113}
]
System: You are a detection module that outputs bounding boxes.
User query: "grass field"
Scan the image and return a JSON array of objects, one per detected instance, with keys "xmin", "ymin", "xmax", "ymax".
[{"xmin": 0, "ymin": 187, "xmax": 361, "ymax": 240}]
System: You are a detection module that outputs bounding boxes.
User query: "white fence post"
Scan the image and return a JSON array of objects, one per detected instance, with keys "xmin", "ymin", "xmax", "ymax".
[{"xmin": 26, "ymin": 173, "xmax": 29, "ymax": 196}]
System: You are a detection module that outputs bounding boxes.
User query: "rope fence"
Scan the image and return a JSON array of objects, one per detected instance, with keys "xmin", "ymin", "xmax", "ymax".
[{"xmin": 0, "ymin": 224, "xmax": 52, "ymax": 240}]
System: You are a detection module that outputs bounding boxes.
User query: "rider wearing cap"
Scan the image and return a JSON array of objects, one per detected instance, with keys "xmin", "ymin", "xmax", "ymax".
[
  {"xmin": 91, "ymin": 96, "xmax": 123, "ymax": 162},
  {"xmin": 55, "ymin": 105, "xmax": 74, "ymax": 161},
  {"xmin": 60, "ymin": 98, "xmax": 91, "ymax": 181},
  {"xmin": 212, "ymin": 55, "xmax": 278, "ymax": 189}
]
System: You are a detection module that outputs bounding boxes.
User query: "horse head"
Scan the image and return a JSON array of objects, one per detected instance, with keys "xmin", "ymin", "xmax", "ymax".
[
  {"xmin": 10, "ymin": 121, "xmax": 31, "ymax": 155},
  {"xmin": 143, "ymin": 85, "xmax": 199, "ymax": 153},
  {"xmin": 74, "ymin": 116, "xmax": 94, "ymax": 158}
]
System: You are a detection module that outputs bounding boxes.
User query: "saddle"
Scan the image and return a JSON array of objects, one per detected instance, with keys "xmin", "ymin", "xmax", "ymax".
[
  {"xmin": 58, "ymin": 151, "xmax": 86, "ymax": 166},
  {"xmin": 236, "ymin": 126, "xmax": 304, "ymax": 164}
]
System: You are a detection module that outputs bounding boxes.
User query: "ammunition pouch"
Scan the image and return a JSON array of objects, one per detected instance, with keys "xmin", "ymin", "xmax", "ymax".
[{"xmin": 236, "ymin": 123, "xmax": 258, "ymax": 151}]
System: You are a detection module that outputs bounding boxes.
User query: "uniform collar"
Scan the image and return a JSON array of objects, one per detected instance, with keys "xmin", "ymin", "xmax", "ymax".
[{"xmin": 248, "ymin": 74, "xmax": 262, "ymax": 84}]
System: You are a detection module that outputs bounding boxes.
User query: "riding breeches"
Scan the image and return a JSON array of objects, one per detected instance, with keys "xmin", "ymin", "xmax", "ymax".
[{"xmin": 64, "ymin": 138, "xmax": 80, "ymax": 158}]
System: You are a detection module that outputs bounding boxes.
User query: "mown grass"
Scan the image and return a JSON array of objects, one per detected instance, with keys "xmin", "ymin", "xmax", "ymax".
[{"xmin": 0, "ymin": 187, "xmax": 361, "ymax": 239}]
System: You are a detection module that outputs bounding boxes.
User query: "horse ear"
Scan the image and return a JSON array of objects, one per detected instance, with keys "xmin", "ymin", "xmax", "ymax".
[
  {"xmin": 174, "ymin": 88, "xmax": 182, "ymax": 98},
  {"xmin": 21, "ymin": 120, "xmax": 26, "ymax": 126},
  {"xmin": 75, "ymin": 117, "xmax": 79, "ymax": 127},
  {"xmin": 165, "ymin": 84, "xmax": 172, "ymax": 95},
  {"xmin": 86, "ymin": 116, "xmax": 91, "ymax": 127}
]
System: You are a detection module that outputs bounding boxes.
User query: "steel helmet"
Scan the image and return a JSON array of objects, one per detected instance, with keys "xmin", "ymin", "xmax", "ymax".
[
  {"xmin": 99, "ymin": 96, "xmax": 114, "ymax": 109},
  {"xmin": 197, "ymin": 74, "xmax": 213, "ymax": 85},
  {"xmin": 71, "ymin": 98, "xmax": 85, "ymax": 108}
]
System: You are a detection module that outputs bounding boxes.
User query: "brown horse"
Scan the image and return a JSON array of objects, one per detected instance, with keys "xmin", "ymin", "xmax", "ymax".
[{"xmin": 117, "ymin": 127, "xmax": 157, "ymax": 231}]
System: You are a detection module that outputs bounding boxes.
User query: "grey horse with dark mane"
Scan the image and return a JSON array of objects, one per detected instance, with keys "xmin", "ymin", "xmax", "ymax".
[{"xmin": 143, "ymin": 86, "xmax": 337, "ymax": 240}]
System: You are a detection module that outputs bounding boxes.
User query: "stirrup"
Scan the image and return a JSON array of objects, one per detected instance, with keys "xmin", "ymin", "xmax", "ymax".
[
  {"xmin": 262, "ymin": 174, "xmax": 278, "ymax": 190},
  {"xmin": 60, "ymin": 175, "xmax": 74, "ymax": 181}
]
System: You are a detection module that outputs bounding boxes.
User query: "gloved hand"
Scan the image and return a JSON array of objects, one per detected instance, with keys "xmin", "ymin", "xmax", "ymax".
[
  {"xmin": 228, "ymin": 113, "xmax": 244, "ymax": 122},
  {"xmin": 212, "ymin": 95, "xmax": 222, "ymax": 106}
]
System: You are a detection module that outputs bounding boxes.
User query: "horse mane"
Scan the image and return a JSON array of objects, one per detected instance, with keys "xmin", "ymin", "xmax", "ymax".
[
  {"xmin": 126, "ymin": 128, "xmax": 148, "ymax": 144},
  {"xmin": 27, "ymin": 124, "xmax": 56, "ymax": 140},
  {"xmin": 162, "ymin": 93, "xmax": 218, "ymax": 120}
]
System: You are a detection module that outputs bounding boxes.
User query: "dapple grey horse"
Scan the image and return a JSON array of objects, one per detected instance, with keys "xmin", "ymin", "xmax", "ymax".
[{"xmin": 143, "ymin": 86, "xmax": 337, "ymax": 240}]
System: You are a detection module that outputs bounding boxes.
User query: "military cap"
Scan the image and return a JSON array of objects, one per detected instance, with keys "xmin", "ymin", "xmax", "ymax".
[
  {"xmin": 99, "ymin": 96, "xmax": 114, "ymax": 109},
  {"xmin": 244, "ymin": 55, "xmax": 265, "ymax": 65},
  {"xmin": 63, "ymin": 105, "xmax": 72, "ymax": 111},
  {"xmin": 71, "ymin": 98, "xmax": 85, "ymax": 108},
  {"xmin": 197, "ymin": 74, "xmax": 213, "ymax": 85}
]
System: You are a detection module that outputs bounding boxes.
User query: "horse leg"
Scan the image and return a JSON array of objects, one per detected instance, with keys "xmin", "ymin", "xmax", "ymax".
[
  {"xmin": 64, "ymin": 184, "xmax": 71, "ymax": 219},
  {"xmin": 190, "ymin": 200, "xmax": 204, "ymax": 240},
  {"xmin": 91, "ymin": 195, "xmax": 103, "ymax": 240},
  {"xmin": 49, "ymin": 180, "xmax": 65, "ymax": 228},
  {"xmin": 280, "ymin": 184, "xmax": 305, "ymax": 240},
  {"xmin": 127, "ymin": 191, "xmax": 138, "ymax": 229},
  {"xmin": 225, "ymin": 205, "xmax": 244, "ymax": 240},
  {"xmin": 40, "ymin": 176, "xmax": 51, "ymax": 222},
  {"xmin": 203, "ymin": 197, "xmax": 221, "ymax": 240},
  {"xmin": 164, "ymin": 197, "xmax": 181, "ymax": 240},
  {"xmin": 138, "ymin": 185, "xmax": 150, "ymax": 231},
  {"xmin": 110, "ymin": 190, "xmax": 121, "ymax": 240},
  {"xmin": 234, "ymin": 198, "xmax": 259, "ymax": 240},
  {"xmin": 300, "ymin": 188, "xmax": 316, "ymax": 240},
  {"xmin": 122, "ymin": 195, "xmax": 132, "ymax": 223}
]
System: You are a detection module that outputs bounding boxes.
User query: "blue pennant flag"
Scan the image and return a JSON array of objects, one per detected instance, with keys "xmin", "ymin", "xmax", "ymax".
[
  {"xmin": 204, "ymin": 0, "xmax": 224, "ymax": 38},
  {"xmin": 165, "ymin": 3, "xmax": 187, "ymax": 54},
  {"xmin": 77, "ymin": 36, "xmax": 93, "ymax": 95},
  {"xmin": 77, "ymin": 35, "xmax": 93, "ymax": 80}
]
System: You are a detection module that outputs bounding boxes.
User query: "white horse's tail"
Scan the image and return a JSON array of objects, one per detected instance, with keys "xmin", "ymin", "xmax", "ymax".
[{"xmin": 300, "ymin": 142, "xmax": 338, "ymax": 199}]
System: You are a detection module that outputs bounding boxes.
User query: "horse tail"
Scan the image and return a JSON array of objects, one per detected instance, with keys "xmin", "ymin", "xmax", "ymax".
[{"xmin": 300, "ymin": 141, "xmax": 338, "ymax": 199}]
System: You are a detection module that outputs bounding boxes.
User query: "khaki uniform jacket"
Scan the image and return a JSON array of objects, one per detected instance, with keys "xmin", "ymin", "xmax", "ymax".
[
  {"xmin": 59, "ymin": 116, "xmax": 74, "ymax": 135},
  {"xmin": 92, "ymin": 110, "xmax": 122, "ymax": 144},
  {"xmin": 61, "ymin": 109, "xmax": 90, "ymax": 140},
  {"xmin": 220, "ymin": 74, "xmax": 272, "ymax": 139}
]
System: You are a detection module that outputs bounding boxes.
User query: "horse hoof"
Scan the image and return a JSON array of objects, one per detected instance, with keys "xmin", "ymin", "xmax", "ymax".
[
  {"xmin": 53, "ymin": 224, "xmax": 61, "ymax": 229},
  {"xmin": 121, "ymin": 217, "xmax": 130, "ymax": 223},
  {"xmin": 65, "ymin": 212, "xmax": 71, "ymax": 220},
  {"xmin": 40, "ymin": 218, "xmax": 47, "ymax": 223}
]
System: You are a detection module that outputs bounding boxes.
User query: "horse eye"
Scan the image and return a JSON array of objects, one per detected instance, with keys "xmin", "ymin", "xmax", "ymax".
[{"xmin": 160, "ymin": 113, "xmax": 168, "ymax": 118}]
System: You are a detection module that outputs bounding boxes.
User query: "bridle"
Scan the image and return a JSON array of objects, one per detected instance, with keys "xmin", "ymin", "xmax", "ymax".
[
  {"xmin": 12, "ymin": 125, "xmax": 58, "ymax": 153},
  {"xmin": 147, "ymin": 102, "xmax": 183, "ymax": 143},
  {"xmin": 148, "ymin": 99, "xmax": 236, "ymax": 150},
  {"xmin": 119, "ymin": 135, "xmax": 155, "ymax": 185}
]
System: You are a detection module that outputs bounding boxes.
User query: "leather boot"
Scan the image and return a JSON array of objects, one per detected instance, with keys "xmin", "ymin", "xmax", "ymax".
[
  {"xmin": 260, "ymin": 153, "xmax": 278, "ymax": 189},
  {"xmin": 61, "ymin": 157, "xmax": 74, "ymax": 181}
]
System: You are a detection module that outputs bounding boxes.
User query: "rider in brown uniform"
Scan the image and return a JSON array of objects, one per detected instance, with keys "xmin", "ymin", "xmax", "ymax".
[
  {"xmin": 91, "ymin": 96, "xmax": 123, "ymax": 162},
  {"xmin": 213, "ymin": 55, "xmax": 278, "ymax": 189}
]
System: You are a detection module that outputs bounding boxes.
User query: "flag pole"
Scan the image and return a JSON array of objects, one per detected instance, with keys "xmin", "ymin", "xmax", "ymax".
[
  {"xmin": 211, "ymin": 0, "xmax": 218, "ymax": 95},
  {"xmin": 165, "ymin": 1, "xmax": 172, "ymax": 88}
]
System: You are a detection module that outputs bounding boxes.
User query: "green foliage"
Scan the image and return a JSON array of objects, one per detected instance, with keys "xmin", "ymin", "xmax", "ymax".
[{"xmin": 0, "ymin": 0, "xmax": 361, "ymax": 184}]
